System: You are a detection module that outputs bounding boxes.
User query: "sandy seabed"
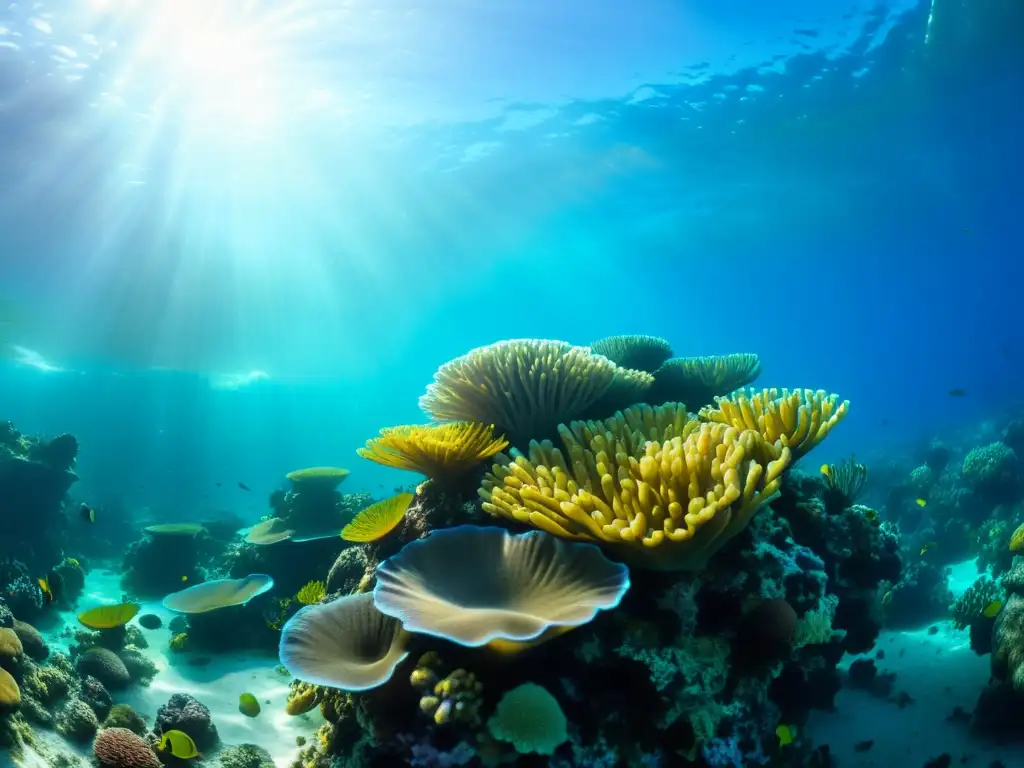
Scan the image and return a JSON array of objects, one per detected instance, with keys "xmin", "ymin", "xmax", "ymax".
[{"xmin": 17, "ymin": 568, "xmax": 322, "ymax": 768}]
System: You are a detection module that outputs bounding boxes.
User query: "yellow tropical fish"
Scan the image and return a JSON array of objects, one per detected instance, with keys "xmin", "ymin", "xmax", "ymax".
[
  {"xmin": 820, "ymin": 464, "xmax": 831, "ymax": 477},
  {"xmin": 920, "ymin": 542, "xmax": 937, "ymax": 556},
  {"xmin": 776, "ymin": 723, "xmax": 797, "ymax": 746},
  {"xmin": 915, "ymin": 498, "xmax": 927, "ymax": 507},
  {"xmin": 37, "ymin": 578, "xmax": 52, "ymax": 603},
  {"xmin": 983, "ymin": 600, "xmax": 1003, "ymax": 619},
  {"xmin": 863, "ymin": 508, "xmax": 878, "ymax": 522},
  {"xmin": 157, "ymin": 729, "xmax": 199, "ymax": 759}
]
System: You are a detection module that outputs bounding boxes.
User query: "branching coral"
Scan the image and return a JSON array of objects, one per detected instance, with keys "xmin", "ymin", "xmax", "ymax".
[
  {"xmin": 480, "ymin": 420, "xmax": 791, "ymax": 570},
  {"xmin": 357, "ymin": 423, "xmax": 509, "ymax": 483},
  {"xmin": 648, "ymin": 353, "xmax": 762, "ymax": 408},
  {"xmin": 418, "ymin": 339, "xmax": 624, "ymax": 447},
  {"xmin": 699, "ymin": 387, "xmax": 849, "ymax": 461}
]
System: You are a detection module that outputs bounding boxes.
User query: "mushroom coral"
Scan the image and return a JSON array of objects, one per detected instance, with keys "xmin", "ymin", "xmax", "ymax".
[
  {"xmin": 278, "ymin": 592, "xmax": 409, "ymax": 691},
  {"xmin": 371, "ymin": 525, "xmax": 630, "ymax": 648},
  {"xmin": 699, "ymin": 387, "xmax": 849, "ymax": 461},
  {"xmin": 587, "ymin": 334, "xmax": 673, "ymax": 374},
  {"xmin": 357, "ymin": 422, "xmax": 509, "ymax": 483},
  {"xmin": 418, "ymin": 339, "xmax": 624, "ymax": 448},
  {"xmin": 480, "ymin": 417, "xmax": 791, "ymax": 571}
]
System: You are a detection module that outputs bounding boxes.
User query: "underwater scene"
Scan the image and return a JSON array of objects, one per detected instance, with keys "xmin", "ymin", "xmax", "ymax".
[{"xmin": 1, "ymin": 0, "xmax": 1024, "ymax": 767}]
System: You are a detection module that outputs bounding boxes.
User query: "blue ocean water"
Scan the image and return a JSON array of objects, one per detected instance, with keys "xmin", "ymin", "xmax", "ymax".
[
  {"xmin": 1, "ymin": 1, "xmax": 1023, "ymax": 767},
  {"xmin": 0, "ymin": 0, "xmax": 1019, "ymax": 514}
]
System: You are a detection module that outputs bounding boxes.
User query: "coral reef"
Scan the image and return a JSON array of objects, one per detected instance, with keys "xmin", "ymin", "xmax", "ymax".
[{"xmin": 154, "ymin": 693, "xmax": 219, "ymax": 750}]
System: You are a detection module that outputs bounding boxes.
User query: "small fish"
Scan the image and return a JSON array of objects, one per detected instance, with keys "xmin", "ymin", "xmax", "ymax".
[
  {"xmin": 181, "ymin": 575, "xmax": 188, "ymax": 583},
  {"xmin": 215, "ymin": 482, "xmax": 222, "ymax": 487},
  {"xmin": 881, "ymin": 590, "xmax": 894, "ymax": 606},
  {"xmin": 915, "ymin": 498, "xmax": 927, "ymax": 507},
  {"xmin": 819, "ymin": 464, "xmax": 831, "ymax": 477},
  {"xmin": 37, "ymin": 577, "xmax": 52, "ymax": 603},
  {"xmin": 920, "ymin": 541, "xmax": 936, "ymax": 556},
  {"xmin": 983, "ymin": 600, "xmax": 1002, "ymax": 619},
  {"xmin": 962, "ymin": 227, "xmax": 972, "ymax": 233},
  {"xmin": 157, "ymin": 729, "xmax": 199, "ymax": 760},
  {"xmin": 947, "ymin": 388, "xmax": 966, "ymax": 397},
  {"xmin": 854, "ymin": 740, "xmax": 874, "ymax": 752},
  {"xmin": 862, "ymin": 508, "xmax": 878, "ymax": 521},
  {"xmin": 79, "ymin": 503, "xmax": 95, "ymax": 523},
  {"xmin": 238, "ymin": 481, "xmax": 251, "ymax": 491},
  {"xmin": 776, "ymin": 723, "xmax": 796, "ymax": 746}
]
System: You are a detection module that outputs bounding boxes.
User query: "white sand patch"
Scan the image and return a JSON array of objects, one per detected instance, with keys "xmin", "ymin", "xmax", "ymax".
[
  {"xmin": 806, "ymin": 559, "xmax": 1018, "ymax": 766},
  {"xmin": 35, "ymin": 567, "xmax": 322, "ymax": 767}
]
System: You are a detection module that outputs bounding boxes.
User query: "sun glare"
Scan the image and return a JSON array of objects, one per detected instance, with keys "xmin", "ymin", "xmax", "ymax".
[{"xmin": 126, "ymin": 2, "xmax": 288, "ymax": 141}]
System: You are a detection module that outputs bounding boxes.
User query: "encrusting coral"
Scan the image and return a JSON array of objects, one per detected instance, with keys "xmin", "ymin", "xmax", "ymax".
[
  {"xmin": 357, "ymin": 422, "xmax": 509, "ymax": 483},
  {"xmin": 699, "ymin": 387, "xmax": 849, "ymax": 461},
  {"xmin": 481, "ymin": 417, "xmax": 791, "ymax": 570}
]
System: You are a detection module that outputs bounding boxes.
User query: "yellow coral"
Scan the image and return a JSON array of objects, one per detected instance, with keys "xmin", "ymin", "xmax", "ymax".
[
  {"xmin": 357, "ymin": 423, "xmax": 509, "ymax": 482},
  {"xmin": 480, "ymin": 419, "xmax": 790, "ymax": 571},
  {"xmin": 285, "ymin": 682, "xmax": 319, "ymax": 716},
  {"xmin": 418, "ymin": 339, "xmax": 622, "ymax": 448},
  {"xmin": 296, "ymin": 580, "xmax": 327, "ymax": 606},
  {"xmin": 699, "ymin": 387, "xmax": 849, "ymax": 461}
]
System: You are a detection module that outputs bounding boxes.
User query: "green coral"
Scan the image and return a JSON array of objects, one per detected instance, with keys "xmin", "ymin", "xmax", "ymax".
[
  {"xmin": 793, "ymin": 594, "xmax": 842, "ymax": 648},
  {"xmin": 55, "ymin": 697, "xmax": 99, "ymax": 742},
  {"xmin": 220, "ymin": 743, "xmax": 276, "ymax": 768},
  {"xmin": 103, "ymin": 703, "xmax": 148, "ymax": 735},
  {"xmin": 951, "ymin": 576, "xmax": 1004, "ymax": 630},
  {"xmin": 22, "ymin": 662, "xmax": 73, "ymax": 705},
  {"xmin": 962, "ymin": 442, "xmax": 1018, "ymax": 492}
]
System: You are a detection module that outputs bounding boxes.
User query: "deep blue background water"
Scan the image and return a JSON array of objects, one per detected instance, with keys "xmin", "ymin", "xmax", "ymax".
[{"xmin": 0, "ymin": 0, "xmax": 1021, "ymax": 518}]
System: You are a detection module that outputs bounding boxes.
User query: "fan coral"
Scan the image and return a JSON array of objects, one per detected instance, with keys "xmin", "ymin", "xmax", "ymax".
[
  {"xmin": 487, "ymin": 683, "xmax": 568, "ymax": 755},
  {"xmin": 418, "ymin": 339, "xmax": 622, "ymax": 447},
  {"xmin": 357, "ymin": 423, "xmax": 509, "ymax": 482},
  {"xmin": 822, "ymin": 456, "xmax": 869, "ymax": 512},
  {"xmin": 587, "ymin": 334, "xmax": 673, "ymax": 373},
  {"xmin": 296, "ymin": 580, "xmax": 327, "ymax": 606},
  {"xmin": 699, "ymin": 387, "xmax": 849, "ymax": 461},
  {"xmin": 480, "ymin": 420, "xmax": 790, "ymax": 570},
  {"xmin": 93, "ymin": 727, "xmax": 161, "ymax": 768},
  {"xmin": 648, "ymin": 353, "xmax": 762, "ymax": 408},
  {"xmin": 372, "ymin": 525, "xmax": 630, "ymax": 647},
  {"xmin": 278, "ymin": 592, "xmax": 409, "ymax": 691},
  {"xmin": 341, "ymin": 493, "xmax": 415, "ymax": 543}
]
